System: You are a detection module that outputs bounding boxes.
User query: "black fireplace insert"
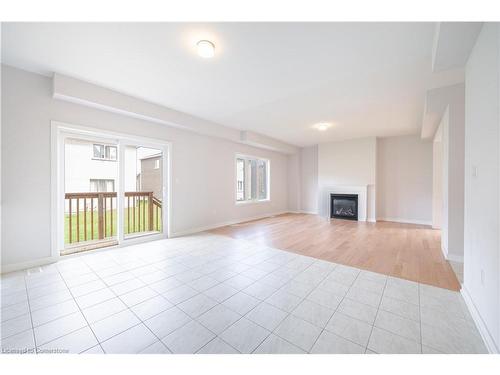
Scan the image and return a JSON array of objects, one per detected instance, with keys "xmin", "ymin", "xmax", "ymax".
[{"xmin": 330, "ymin": 194, "xmax": 358, "ymax": 220}]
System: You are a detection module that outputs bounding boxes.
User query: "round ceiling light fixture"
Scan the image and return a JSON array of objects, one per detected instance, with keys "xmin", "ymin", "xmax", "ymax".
[
  {"xmin": 314, "ymin": 122, "xmax": 332, "ymax": 131},
  {"xmin": 197, "ymin": 40, "xmax": 215, "ymax": 58}
]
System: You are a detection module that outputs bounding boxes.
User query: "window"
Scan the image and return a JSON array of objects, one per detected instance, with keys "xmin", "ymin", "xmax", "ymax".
[
  {"xmin": 89, "ymin": 179, "xmax": 115, "ymax": 192},
  {"xmin": 93, "ymin": 144, "xmax": 117, "ymax": 161},
  {"xmin": 236, "ymin": 155, "xmax": 269, "ymax": 203}
]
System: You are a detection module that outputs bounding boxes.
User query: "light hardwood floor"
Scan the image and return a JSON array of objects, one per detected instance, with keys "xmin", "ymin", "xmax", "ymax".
[{"xmin": 211, "ymin": 213, "xmax": 461, "ymax": 291}]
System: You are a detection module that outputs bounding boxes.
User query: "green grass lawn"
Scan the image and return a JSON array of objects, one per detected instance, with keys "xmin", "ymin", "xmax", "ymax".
[{"xmin": 65, "ymin": 201, "xmax": 162, "ymax": 244}]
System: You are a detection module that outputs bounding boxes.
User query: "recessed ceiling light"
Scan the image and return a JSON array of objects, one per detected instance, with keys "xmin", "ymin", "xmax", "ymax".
[
  {"xmin": 197, "ymin": 40, "xmax": 215, "ymax": 58},
  {"xmin": 314, "ymin": 122, "xmax": 332, "ymax": 131}
]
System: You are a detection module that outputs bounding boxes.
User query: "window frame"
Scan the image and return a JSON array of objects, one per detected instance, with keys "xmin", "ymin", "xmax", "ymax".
[
  {"xmin": 92, "ymin": 143, "xmax": 118, "ymax": 161},
  {"xmin": 235, "ymin": 154, "xmax": 270, "ymax": 205},
  {"xmin": 89, "ymin": 178, "xmax": 115, "ymax": 193}
]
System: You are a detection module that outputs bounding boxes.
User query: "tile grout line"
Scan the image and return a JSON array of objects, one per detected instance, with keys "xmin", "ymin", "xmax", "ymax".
[
  {"xmin": 160, "ymin": 242, "xmax": 285, "ymax": 353},
  {"xmin": 54, "ymin": 266, "xmax": 105, "ymax": 353},
  {"xmin": 77, "ymin": 258, "xmax": 173, "ymax": 353},
  {"xmin": 307, "ymin": 267, "xmax": 366, "ymax": 353},
  {"xmin": 197, "ymin": 256, "xmax": 326, "ymax": 353},
  {"xmin": 373, "ymin": 279, "xmax": 431, "ymax": 352},
  {"xmin": 89, "ymin": 247, "xmax": 266, "ymax": 353},
  {"xmin": 106, "ymin": 260, "xmax": 235, "ymax": 353},
  {"xmin": 23, "ymin": 270, "xmax": 78, "ymax": 345},
  {"xmin": 289, "ymin": 264, "xmax": 341, "ymax": 353},
  {"xmin": 194, "ymin": 259, "xmax": 318, "ymax": 352},
  {"xmin": 66, "ymin": 256, "xmax": 159, "ymax": 350},
  {"xmin": 363, "ymin": 274, "xmax": 388, "ymax": 354},
  {"xmin": 267, "ymin": 261, "xmax": 342, "ymax": 353},
  {"xmin": 22, "ymin": 270, "xmax": 37, "ymax": 354},
  {"xmin": 321, "ymin": 277, "xmax": 427, "ymax": 352},
  {"xmin": 246, "ymin": 257, "xmax": 321, "ymax": 353},
  {"xmin": 57, "ymin": 244, "xmax": 226, "ymax": 353},
  {"xmin": 196, "ymin": 259, "xmax": 293, "ymax": 353}
]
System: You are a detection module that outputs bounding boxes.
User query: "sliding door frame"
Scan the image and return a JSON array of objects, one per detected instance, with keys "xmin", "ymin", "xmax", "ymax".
[{"xmin": 51, "ymin": 121, "xmax": 172, "ymax": 261}]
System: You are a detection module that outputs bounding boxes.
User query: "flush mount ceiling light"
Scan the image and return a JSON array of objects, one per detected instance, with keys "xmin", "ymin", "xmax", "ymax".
[
  {"xmin": 197, "ymin": 40, "xmax": 215, "ymax": 58},
  {"xmin": 313, "ymin": 122, "xmax": 332, "ymax": 131}
]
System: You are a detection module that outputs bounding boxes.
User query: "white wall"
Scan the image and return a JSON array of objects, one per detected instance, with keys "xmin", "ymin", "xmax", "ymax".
[
  {"xmin": 318, "ymin": 137, "xmax": 377, "ymax": 221},
  {"xmin": 450, "ymin": 110, "xmax": 466, "ymax": 260},
  {"xmin": 430, "ymin": 85, "xmax": 466, "ymax": 262},
  {"xmin": 1, "ymin": 65, "xmax": 290, "ymax": 269},
  {"xmin": 445, "ymin": 84, "xmax": 466, "ymax": 262},
  {"xmin": 432, "ymin": 126, "xmax": 443, "ymax": 229},
  {"xmin": 376, "ymin": 135, "xmax": 433, "ymax": 225},
  {"xmin": 287, "ymin": 153, "xmax": 301, "ymax": 212},
  {"xmin": 463, "ymin": 23, "xmax": 500, "ymax": 353},
  {"xmin": 297, "ymin": 136, "xmax": 433, "ymax": 225},
  {"xmin": 441, "ymin": 110, "xmax": 450, "ymax": 255},
  {"xmin": 299, "ymin": 145, "xmax": 318, "ymax": 214}
]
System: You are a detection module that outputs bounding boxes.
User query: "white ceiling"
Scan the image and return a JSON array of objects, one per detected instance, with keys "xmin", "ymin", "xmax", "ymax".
[
  {"xmin": 432, "ymin": 22, "xmax": 483, "ymax": 72},
  {"xmin": 2, "ymin": 22, "xmax": 440, "ymax": 147},
  {"xmin": 420, "ymin": 22, "xmax": 482, "ymax": 139}
]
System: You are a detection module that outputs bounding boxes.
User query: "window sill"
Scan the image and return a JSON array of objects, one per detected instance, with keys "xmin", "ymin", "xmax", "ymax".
[
  {"xmin": 236, "ymin": 199, "xmax": 271, "ymax": 206},
  {"xmin": 91, "ymin": 158, "xmax": 117, "ymax": 162}
]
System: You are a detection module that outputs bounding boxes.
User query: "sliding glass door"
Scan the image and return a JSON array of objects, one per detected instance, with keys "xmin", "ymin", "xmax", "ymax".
[
  {"xmin": 58, "ymin": 126, "xmax": 168, "ymax": 256},
  {"xmin": 64, "ymin": 137, "xmax": 119, "ymax": 254}
]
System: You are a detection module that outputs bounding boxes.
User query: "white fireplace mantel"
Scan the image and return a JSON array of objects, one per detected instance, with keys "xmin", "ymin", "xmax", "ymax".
[{"xmin": 318, "ymin": 185, "xmax": 368, "ymax": 221}]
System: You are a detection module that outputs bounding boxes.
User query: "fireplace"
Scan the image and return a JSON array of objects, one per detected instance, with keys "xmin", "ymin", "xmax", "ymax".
[{"xmin": 330, "ymin": 194, "xmax": 358, "ymax": 220}]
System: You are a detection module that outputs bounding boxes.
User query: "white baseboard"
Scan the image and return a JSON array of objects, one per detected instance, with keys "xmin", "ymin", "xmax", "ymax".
[
  {"xmin": 440, "ymin": 243, "xmax": 464, "ymax": 263},
  {"xmin": 170, "ymin": 210, "xmax": 290, "ymax": 237},
  {"xmin": 461, "ymin": 285, "xmax": 499, "ymax": 354},
  {"xmin": 377, "ymin": 217, "xmax": 432, "ymax": 226},
  {"xmin": 446, "ymin": 253, "xmax": 464, "ymax": 263},
  {"xmin": 441, "ymin": 243, "xmax": 449, "ymax": 261},
  {"xmin": 1, "ymin": 256, "xmax": 59, "ymax": 274}
]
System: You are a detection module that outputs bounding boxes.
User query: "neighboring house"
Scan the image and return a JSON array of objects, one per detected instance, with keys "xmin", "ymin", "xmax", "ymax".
[
  {"xmin": 136, "ymin": 153, "xmax": 163, "ymax": 199},
  {"xmin": 65, "ymin": 138, "xmax": 123, "ymax": 194},
  {"xmin": 64, "ymin": 139, "xmax": 162, "ymax": 210}
]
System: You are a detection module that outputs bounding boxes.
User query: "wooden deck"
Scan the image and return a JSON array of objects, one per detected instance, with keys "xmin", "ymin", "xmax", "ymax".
[{"xmin": 211, "ymin": 213, "xmax": 461, "ymax": 291}]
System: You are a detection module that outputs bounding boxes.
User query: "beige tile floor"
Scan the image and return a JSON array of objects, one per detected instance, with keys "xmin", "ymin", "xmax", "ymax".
[{"xmin": 0, "ymin": 233, "xmax": 488, "ymax": 354}]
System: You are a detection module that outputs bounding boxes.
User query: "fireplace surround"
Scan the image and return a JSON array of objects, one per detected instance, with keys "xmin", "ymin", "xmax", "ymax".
[
  {"xmin": 318, "ymin": 185, "xmax": 369, "ymax": 221},
  {"xmin": 330, "ymin": 193, "xmax": 358, "ymax": 220}
]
